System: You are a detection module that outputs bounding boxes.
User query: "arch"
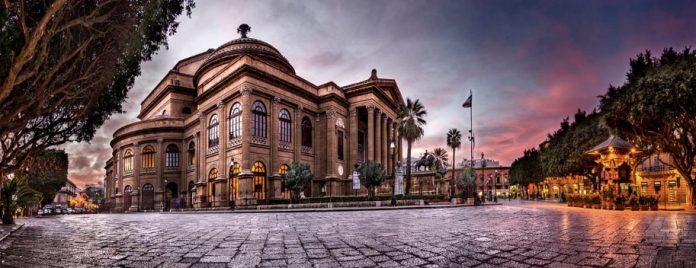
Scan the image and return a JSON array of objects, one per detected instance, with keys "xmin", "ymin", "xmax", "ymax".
[
  {"xmin": 142, "ymin": 146, "xmax": 155, "ymax": 169},
  {"xmin": 208, "ymin": 114, "xmax": 219, "ymax": 148},
  {"xmin": 187, "ymin": 141, "xmax": 195, "ymax": 166},
  {"xmin": 208, "ymin": 168, "xmax": 218, "ymax": 204},
  {"xmin": 229, "ymin": 102, "xmax": 242, "ymax": 140},
  {"xmin": 123, "ymin": 185, "xmax": 132, "ymax": 211},
  {"xmin": 301, "ymin": 117, "xmax": 312, "ymax": 148},
  {"xmin": 252, "ymin": 161, "xmax": 266, "ymax": 201},
  {"xmin": 279, "ymin": 164, "xmax": 290, "ymax": 199},
  {"xmin": 165, "ymin": 144, "xmax": 180, "ymax": 167},
  {"xmin": 141, "ymin": 183, "xmax": 155, "ymax": 210},
  {"xmin": 229, "ymin": 162, "xmax": 241, "ymax": 202},
  {"xmin": 252, "ymin": 101, "xmax": 267, "ymax": 138},
  {"xmin": 279, "ymin": 109, "xmax": 291, "ymax": 143},
  {"xmin": 123, "ymin": 149, "xmax": 134, "ymax": 172}
]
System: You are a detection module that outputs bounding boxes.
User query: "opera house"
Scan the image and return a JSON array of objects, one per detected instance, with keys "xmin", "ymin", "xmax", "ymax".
[{"xmin": 104, "ymin": 25, "xmax": 405, "ymax": 211}]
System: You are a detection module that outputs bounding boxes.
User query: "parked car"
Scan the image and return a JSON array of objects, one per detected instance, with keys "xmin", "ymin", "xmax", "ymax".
[
  {"xmin": 65, "ymin": 208, "xmax": 75, "ymax": 214},
  {"xmin": 55, "ymin": 208, "xmax": 62, "ymax": 214}
]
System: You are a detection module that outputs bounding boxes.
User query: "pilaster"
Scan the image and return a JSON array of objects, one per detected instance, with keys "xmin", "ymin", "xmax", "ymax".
[
  {"xmin": 349, "ymin": 108, "xmax": 358, "ymax": 166},
  {"xmin": 367, "ymin": 105, "xmax": 375, "ymax": 162},
  {"xmin": 325, "ymin": 108, "xmax": 338, "ymax": 179}
]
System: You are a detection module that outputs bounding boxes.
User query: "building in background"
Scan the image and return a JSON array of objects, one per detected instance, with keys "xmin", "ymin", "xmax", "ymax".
[
  {"xmin": 52, "ymin": 180, "xmax": 80, "ymax": 209},
  {"xmin": 105, "ymin": 25, "xmax": 405, "ymax": 212}
]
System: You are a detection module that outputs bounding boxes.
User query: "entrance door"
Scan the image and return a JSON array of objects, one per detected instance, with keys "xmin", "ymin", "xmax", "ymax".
[
  {"xmin": 123, "ymin": 185, "xmax": 132, "ymax": 212},
  {"xmin": 142, "ymin": 183, "xmax": 155, "ymax": 210},
  {"xmin": 165, "ymin": 182, "xmax": 178, "ymax": 209}
]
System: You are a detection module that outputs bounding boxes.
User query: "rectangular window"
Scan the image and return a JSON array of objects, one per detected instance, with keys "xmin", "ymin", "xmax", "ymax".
[{"xmin": 337, "ymin": 130, "xmax": 344, "ymax": 160}]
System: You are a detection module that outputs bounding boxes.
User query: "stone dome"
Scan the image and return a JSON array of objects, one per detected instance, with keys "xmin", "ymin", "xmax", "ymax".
[{"xmin": 196, "ymin": 37, "xmax": 295, "ymax": 81}]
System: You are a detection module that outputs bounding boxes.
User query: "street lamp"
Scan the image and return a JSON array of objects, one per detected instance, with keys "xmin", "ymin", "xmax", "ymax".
[
  {"xmin": 390, "ymin": 141, "xmax": 396, "ymax": 206},
  {"xmin": 163, "ymin": 179, "xmax": 168, "ymax": 212}
]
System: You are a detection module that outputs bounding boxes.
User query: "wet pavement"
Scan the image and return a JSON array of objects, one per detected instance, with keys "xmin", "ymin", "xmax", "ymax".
[{"xmin": 1, "ymin": 201, "xmax": 695, "ymax": 267}]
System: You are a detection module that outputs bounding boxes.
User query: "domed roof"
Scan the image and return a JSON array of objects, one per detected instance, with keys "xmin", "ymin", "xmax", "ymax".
[{"xmin": 197, "ymin": 37, "xmax": 295, "ymax": 78}]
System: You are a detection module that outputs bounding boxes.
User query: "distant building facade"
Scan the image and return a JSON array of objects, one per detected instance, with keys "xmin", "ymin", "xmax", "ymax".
[
  {"xmin": 104, "ymin": 26, "xmax": 405, "ymax": 211},
  {"xmin": 53, "ymin": 180, "xmax": 80, "ymax": 209}
]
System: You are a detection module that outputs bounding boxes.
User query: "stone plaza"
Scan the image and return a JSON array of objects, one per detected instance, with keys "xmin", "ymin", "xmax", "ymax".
[{"xmin": 1, "ymin": 202, "xmax": 695, "ymax": 267}]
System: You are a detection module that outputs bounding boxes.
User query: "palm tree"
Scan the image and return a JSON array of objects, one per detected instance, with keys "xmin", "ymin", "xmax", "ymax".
[
  {"xmin": 446, "ymin": 128, "xmax": 462, "ymax": 198},
  {"xmin": 397, "ymin": 98, "xmax": 427, "ymax": 195},
  {"xmin": 1, "ymin": 176, "xmax": 42, "ymax": 224},
  {"xmin": 431, "ymin": 148, "xmax": 449, "ymax": 195}
]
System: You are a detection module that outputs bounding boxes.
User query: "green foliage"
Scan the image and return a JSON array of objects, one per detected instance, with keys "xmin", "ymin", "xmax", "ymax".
[
  {"xmin": 446, "ymin": 128, "xmax": 462, "ymax": 195},
  {"xmin": 0, "ymin": 176, "xmax": 42, "ymax": 224},
  {"xmin": 0, "ymin": 0, "xmax": 195, "ymax": 176},
  {"xmin": 358, "ymin": 161, "xmax": 385, "ymax": 197},
  {"xmin": 268, "ymin": 194, "xmax": 448, "ymax": 205},
  {"xmin": 600, "ymin": 48, "xmax": 696, "ymax": 206},
  {"xmin": 628, "ymin": 195, "xmax": 639, "ymax": 206},
  {"xmin": 509, "ymin": 148, "xmax": 543, "ymax": 186},
  {"xmin": 17, "ymin": 150, "xmax": 68, "ymax": 207},
  {"xmin": 614, "ymin": 195, "xmax": 627, "ymax": 205},
  {"xmin": 430, "ymin": 147, "xmax": 449, "ymax": 175},
  {"xmin": 281, "ymin": 162, "xmax": 313, "ymax": 202},
  {"xmin": 397, "ymin": 98, "xmax": 427, "ymax": 195}
]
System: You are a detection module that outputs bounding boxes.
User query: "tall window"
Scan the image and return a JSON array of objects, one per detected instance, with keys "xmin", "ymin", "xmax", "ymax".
[
  {"xmin": 187, "ymin": 142, "xmax": 195, "ymax": 166},
  {"xmin": 229, "ymin": 163, "xmax": 241, "ymax": 201},
  {"xmin": 208, "ymin": 168, "xmax": 218, "ymax": 199},
  {"xmin": 279, "ymin": 109, "xmax": 291, "ymax": 143},
  {"xmin": 252, "ymin": 161, "xmax": 266, "ymax": 200},
  {"xmin": 208, "ymin": 114, "xmax": 219, "ymax": 148},
  {"xmin": 124, "ymin": 149, "xmax": 133, "ymax": 172},
  {"xmin": 252, "ymin": 101, "xmax": 267, "ymax": 138},
  {"xmin": 142, "ymin": 146, "xmax": 155, "ymax": 169},
  {"xmin": 165, "ymin": 145, "xmax": 180, "ymax": 167},
  {"xmin": 301, "ymin": 117, "xmax": 312, "ymax": 147},
  {"xmin": 337, "ymin": 130, "xmax": 344, "ymax": 160},
  {"xmin": 279, "ymin": 164, "xmax": 290, "ymax": 199},
  {"xmin": 229, "ymin": 102, "xmax": 242, "ymax": 140}
]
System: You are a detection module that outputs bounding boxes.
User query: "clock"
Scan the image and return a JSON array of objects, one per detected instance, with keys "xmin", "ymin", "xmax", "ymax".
[{"xmin": 337, "ymin": 164, "xmax": 344, "ymax": 176}]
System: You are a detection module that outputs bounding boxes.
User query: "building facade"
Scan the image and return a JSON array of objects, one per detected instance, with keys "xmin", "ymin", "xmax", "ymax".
[
  {"xmin": 105, "ymin": 26, "xmax": 405, "ymax": 211},
  {"xmin": 52, "ymin": 180, "xmax": 80, "ymax": 209}
]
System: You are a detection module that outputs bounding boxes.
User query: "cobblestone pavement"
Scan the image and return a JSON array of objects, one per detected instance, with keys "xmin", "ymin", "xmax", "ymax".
[{"xmin": 1, "ymin": 201, "xmax": 695, "ymax": 267}]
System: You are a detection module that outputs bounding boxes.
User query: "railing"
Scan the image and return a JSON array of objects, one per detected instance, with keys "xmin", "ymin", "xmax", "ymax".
[
  {"xmin": 208, "ymin": 146, "xmax": 219, "ymax": 155},
  {"xmin": 251, "ymin": 136, "xmax": 267, "ymax": 145},
  {"xmin": 229, "ymin": 137, "xmax": 242, "ymax": 147},
  {"xmin": 279, "ymin": 141, "xmax": 291, "ymax": 150},
  {"xmin": 141, "ymin": 168, "xmax": 156, "ymax": 175},
  {"xmin": 301, "ymin": 146, "xmax": 313, "ymax": 155},
  {"xmin": 639, "ymin": 165, "xmax": 671, "ymax": 173}
]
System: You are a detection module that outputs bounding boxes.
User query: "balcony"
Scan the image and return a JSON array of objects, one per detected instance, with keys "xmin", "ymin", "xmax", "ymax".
[{"xmin": 637, "ymin": 165, "xmax": 675, "ymax": 176}]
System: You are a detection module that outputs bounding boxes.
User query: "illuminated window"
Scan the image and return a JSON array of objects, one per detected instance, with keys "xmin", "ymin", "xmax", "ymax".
[
  {"xmin": 208, "ymin": 114, "xmax": 219, "ymax": 148},
  {"xmin": 229, "ymin": 163, "xmax": 241, "ymax": 201},
  {"xmin": 208, "ymin": 168, "xmax": 218, "ymax": 199},
  {"xmin": 229, "ymin": 102, "xmax": 242, "ymax": 140},
  {"xmin": 165, "ymin": 145, "xmax": 180, "ymax": 167},
  {"xmin": 279, "ymin": 164, "xmax": 290, "ymax": 199},
  {"xmin": 279, "ymin": 164, "xmax": 289, "ymax": 176},
  {"xmin": 123, "ymin": 150, "xmax": 133, "ymax": 172},
  {"xmin": 301, "ymin": 117, "xmax": 312, "ymax": 147},
  {"xmin": 142, "ymin": 146, "xmax": 155, "ymax": 169},
  {"xmin": 187, "ymin": 142, "xmax": 195, "ymax": 165},
  {"xmin": 252, "ymin": 161, "xmax": 266, "ymax": 200},
  {"xmin": 252, "ymin": 101, "xmax": 267, "ymax": 138}
]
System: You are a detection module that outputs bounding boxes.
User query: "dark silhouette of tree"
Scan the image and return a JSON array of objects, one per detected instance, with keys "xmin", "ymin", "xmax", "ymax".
[
  {"xmin": 397, "ymin": 98, "xmax": 427, "ymax": 195},
  {"xmin": 0, "ymin": 0, "xmax": 195, "ymax": 178},
  {"xmin": 15, "ymin": 149, "xmax": 68, "ymax": 207},
  {"xmin": 510, "ymin": 148, "xmax": 543, "ymax": 198}
]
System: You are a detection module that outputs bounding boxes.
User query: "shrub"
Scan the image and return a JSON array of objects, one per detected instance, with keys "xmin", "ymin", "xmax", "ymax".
[
  {"xmin": 591, "ymin": 193, "xmax": 601, "ymax": 205},
  {"xmin": 614, "ymin": 195, "xmax": 627, "ymax": 205},
  {"xmin": 628, "ymin": 195, "xmax": 639, "ymax": 206}
]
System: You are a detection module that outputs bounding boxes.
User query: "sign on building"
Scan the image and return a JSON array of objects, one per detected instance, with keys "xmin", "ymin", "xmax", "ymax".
[{"xmin": 352, "ymin": 170, "xmax": 361, "ymax": 190}]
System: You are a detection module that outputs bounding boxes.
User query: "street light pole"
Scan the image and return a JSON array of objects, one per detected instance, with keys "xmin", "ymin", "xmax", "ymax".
[
  {"xmin": 494, "ymin": 169, "xmax": 499, "ymax": 203},
  {"xmin": 481, "ymin": 152, "xmax": 486, "ymax": 203},
  {"xmin": 390, "ymin": 141, "xmax": 396, "ymax": 206}
]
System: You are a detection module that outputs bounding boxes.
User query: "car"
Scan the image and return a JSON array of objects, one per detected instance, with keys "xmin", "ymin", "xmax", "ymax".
[
  {"xmin": 37, "ymin": 209, "xmax": 44, "ymax": 215},
  {"xmin": 65, "ymin": 208, "xmax": 75, "ymax": 214},
  {"xmin": 55, "ymin": 208, "xmax": 62, "ymax": 214}
]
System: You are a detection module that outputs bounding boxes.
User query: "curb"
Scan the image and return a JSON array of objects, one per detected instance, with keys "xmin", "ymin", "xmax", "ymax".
[
  {"xmin": 0, "ymin": 222, "xmax": 25, "ymax": 243},
  {"xmin": 162, "ymin": 203, "xmax": 503, "ymax": 214}
]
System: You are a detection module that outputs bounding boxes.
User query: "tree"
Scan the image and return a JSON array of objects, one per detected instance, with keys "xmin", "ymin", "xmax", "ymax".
[
  {"xmin": 281, "ymin": 162, "xmax": 313, "ymax": 202},
  {"xmin": 358, "ymin": 161, "xmax": 385, "ymax": 197},
  {"xmin": 397, "ymin": 98, "xmax": 427, "ymax": 195},
  {"xmin": 510, "ymin": 148, "xmax": 543, "ymax": 198},
  {"xmin": 600, "ymin": 48, "xmax": 696, "ymax": 207},
  {"xmin": 15, "ymin": 149, "xmax": 68, "ymax": 207},
  {"xmin": 446, "ymin": 128, "xmax": 461, "ymax": 198},
  {"xmin": 0, "ymin": 0, "xmax": 195, "ymax": 178},
  {"xmin": 0, "ymin": 176, "xmax": 42, "ymax": 224},
  {"xmin": 430, "ymin": 147, "xmax": 449, "ymax": 195},
  {"xmin": 457, "ymin": 166, "xmax": 476, "ymax": 199}
]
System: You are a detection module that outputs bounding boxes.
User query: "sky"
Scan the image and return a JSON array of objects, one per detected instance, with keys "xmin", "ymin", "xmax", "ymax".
[{"xmin": 63, "ymin": 0, "xmax": 696, "ymax": 188}]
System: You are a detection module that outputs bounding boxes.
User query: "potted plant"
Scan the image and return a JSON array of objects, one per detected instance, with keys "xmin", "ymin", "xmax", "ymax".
[
  {"xmin": 628, "ymin": 195, "xmax": 639, "ymax": 211},
  {"xmin": 638, "ymin": 195, "xmax": 649, "ymax": 211},
  {"xmin": 591, "ymin": 193, "xmax": 601, "ymax": 209},
  {"xmin": 649, "ymin": 195, "xmax": 659, "ymax": 211},
  {"xmin": 614, "ymin": 195, "xmax": 626, "ymax": 210}
]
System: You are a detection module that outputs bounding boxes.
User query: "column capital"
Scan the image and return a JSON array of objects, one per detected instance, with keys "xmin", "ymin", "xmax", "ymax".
[
  {"xmin": 240, "ymin": 87, "xmax": 253, "ymax": 96},
  {"xmin": 272, "ymin": 96, "xmax": 281, "ymax": 104},
  {"xmin": 326, "ymin": 108, "xmax": 337, "ymax": 119},
  {"xmin": 217, "ymin": 100, "xmax": 225, "ymax": 109},
  {"xmin": 366, "ymin": 105, "xmax": 376, "ymax": 112},
  {"xmin": 349, "ymin": 108, "xmax": 358, "ymax": 117}
]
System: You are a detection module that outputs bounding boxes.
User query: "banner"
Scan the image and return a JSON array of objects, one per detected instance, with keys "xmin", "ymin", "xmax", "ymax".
[{"xmin": 352, "ymin": 171, "xmax": 361, "ymax": 190}]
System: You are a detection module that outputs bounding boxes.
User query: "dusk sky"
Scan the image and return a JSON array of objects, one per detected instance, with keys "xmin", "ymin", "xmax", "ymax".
[{"xmin": 63, "ymin": 0, "xmax": 696, "ymax": 188}]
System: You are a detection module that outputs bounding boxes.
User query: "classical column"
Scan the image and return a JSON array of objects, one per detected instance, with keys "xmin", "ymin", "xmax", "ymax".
[
  {"xmin": 269, "ymin": 97, "xmax": 281, "ymax": 199},
  {"xmin": 367, "ymin": 106, "xmax": 375, "ymax": 162},
  {"xmin": 294, "ymin": 105, "xmax": 302, "ymax": 161},
  {"xmin": 237, "ymin": 87, "xmax": 256, "ymax": 205},
  {"xmin": 381, "ymin": 115, "xmax": 388, "ymax": 169},
  {"xmin": 155, "ymin": 138, "xmax": 164, "ymax": 211},
  {"xmin": 386, "ymin": 118, "xmax": 393, "ymax": 175},
  {"xmin": 375, "ymin": 111, "xmax": 382, "ymax": 165},
  {"xmin": 349, "ymin": 108, "xmax": 358, "ymax": 166},
  {"xmin": 215, "ymin": 100, "xmax": 228, "ymax": 207},
  {"xmin": 326, "ymin": 108, "xmax": 337, "ymax": 180},
  {"xmin": 131, "ymin": 141, "xmax": 141, "ymax": 212},
  {"xmin": 196, "ymin": 112, "xmax": 207, "ymax": 207}
]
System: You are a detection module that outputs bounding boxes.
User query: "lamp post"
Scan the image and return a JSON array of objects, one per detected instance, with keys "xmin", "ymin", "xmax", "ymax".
[
  {"xmin": 163, "ymin": 179, "xmax": 168, "ymax": 212},
  {"xmin": 390, "ymin": 141, "xmax": 396, "ymax": 206},
  {"xmin": 481, "ymin": 152, "xmax": 486, "ymax": 203}
]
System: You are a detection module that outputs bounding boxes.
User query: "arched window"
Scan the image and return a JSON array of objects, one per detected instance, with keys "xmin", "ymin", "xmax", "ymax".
[
  {"xmin": 165, "ymin": 145, "xmax": 180, "ymax": 167},
  {"xmin": 142, "ymin": 146, "xmax": 155, "ymax": 169},
  {"xmin": 252, "ymin": 161, "xmax": 266, "ymax": 200},
  {"xmin": 279, "ymin": 109, "xmax": 291, "ymax": 143},
  {"xmin": 208, "ymin": 168, "xmax": 218, "ymax": 201},
  {"xmin": 278, "ymin": 164, "xmax": 289, "ymax": 176},
  {"xmin": 229, "ymin": 163, "xmax": 241, "ymax": 201},
  {"xmin": 252, "ymin": 101, "xmax": 267, "ymax": 138},
  {"xmin": 279, "ymin": 164, "xmax": 290, "ymax": 199},
  {"xmin": 301, "ymin": 117, "xmax": 312, "ymax": 148},
  {"xmin": 124, "ymin": 185, "xmax": 132, "ymax": 194},
  {"xmin": 123, "ymin": 150, "xmax": 133, "ymax": 172},
  {"xmin": 187, "ymin": 142, "xmax": 195, "ymax": 166},
  {"xmin": 208, "ymin": 114, "xmax": 219, "ymax": 148},
  {"xmin": 229, "ymin": 102, "xmax": 242, "ymax": 140}
]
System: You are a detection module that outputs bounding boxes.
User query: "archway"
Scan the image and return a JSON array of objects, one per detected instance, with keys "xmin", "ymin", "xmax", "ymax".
[
  {"xmin": 229, "ymin": 163, "xmax": 241, "ymax": 202},
  {"xmin": 252, "ymin": 161, "xmax": 266, "ymax": 203},
  {"xmin": 123, "ymin": 185, "xmax": 132, "ymax": 212},
  {"xmin": 165, "ymin": 182, "xmax": 178, "ymax": 209},
  {"xmin": 142, "ymin": 183, "xmax": 155, "ymax": 210}
]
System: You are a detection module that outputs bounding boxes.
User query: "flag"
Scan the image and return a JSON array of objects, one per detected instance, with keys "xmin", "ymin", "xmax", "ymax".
[{"xmin": 462, "ymin": 94, "xmax": 472, "ymax": 108}]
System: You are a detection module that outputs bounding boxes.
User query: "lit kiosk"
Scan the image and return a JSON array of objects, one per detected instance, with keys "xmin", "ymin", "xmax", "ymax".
[{"xmin": 587, "ymin": 135, "xmax": 639, "ymax": 195}]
